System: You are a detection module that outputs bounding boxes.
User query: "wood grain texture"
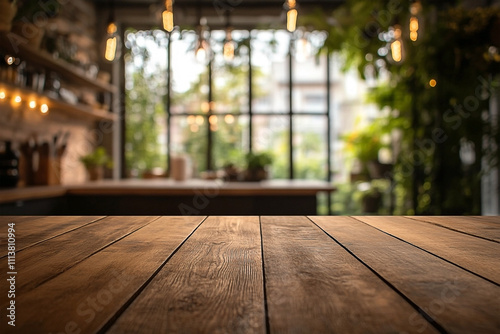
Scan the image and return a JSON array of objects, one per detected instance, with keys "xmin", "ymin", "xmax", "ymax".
[
  {"xmin": 355, "ymin": 216, "xmax": 500, "ymax": 284},
  {"xmin": 0, "ymin": 216, "xmax": 104, "ymax": 256},
  {"xmin": 310, "ymin": 216, "xmax": 500, "ymax": 334},
  {"xmin": 406, "ymin": 216, "xmax": 500, "ymax": 242},
  {"xmin": 107, "ymin": 216, "xmax": 265, "ymax": 334},
  {"xmin": 5, "ymin": 216, "xmax": 204, "ymax": 334},
  {"xmin": 261, "ymin": 216, "xmax": 438, "ymax": 334},
  {"xmin": 0, "ymin": 216, "xmax": 158, "ymax": 302}
]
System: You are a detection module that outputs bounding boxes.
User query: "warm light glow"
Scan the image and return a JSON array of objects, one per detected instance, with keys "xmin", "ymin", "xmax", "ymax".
[
  {"xmin": 162, "ymin": 10, "xmax": 173, "ymax": 32},
  {"xmin": 210, "ymin": 123, "xmax": 218, "ymax": 132},
  {"xmin": 196, "ymin": 45, "xmax": 207, "ymax": 63},
  {"xmin": 209, "ymin": 115, "xmax": 218, "ymax": 125},
  {"xmin": 40, "ymin": 104, "xmax": 49, "ymax": 114},
  {"xmin": 429, "ymin": 79, "xmax": 437, "ymax": 87},
  {"xmin": 187, "ymin": 115, "xmax": 196, "ymax": 124},
  {"xmin": 0, "ymin": 91, "xmax": 5, "ymax": 100},
  {"xmin": 410, "ymin": 17, "xmax": 419, "ymax": 32},
  {"xmin": 190, "ymin": 124, "xmax": 199, "ymax": 132},
  {"xmin": 107, "ymin": 22, "xmax": 117, "ymax": 34},
  {"xmin": 391, "ymin": 40, "xmax": 402, "ymax": 62},
  {"xmin": 224, "ymin": 114, "xmax": 234, "ymax": 124},
  {"xmin": 6, "ymin": 56, "xmax": 14, "ymax": 65},
  {"xmin": 201, "ymin": 101, "xmax": 210, "ymax": 113},
  {"xmin": 287, "ymin": 9, "xmax": 297, "ymax": 32},
  {"xmin": 105, "ymin": 36, "xmax": 117, "ymax": 62},
  {"xmin": 29, "ymin": 100, "xmax": 37, "ymax": 109},
  {"xmin": 223, "ymin": 40, "xmax": 235, "ymax": 61},
  {"xmin": 410, "ymin": 17, "xmax": 419, "ymax": 42},
  {"xmin": 14, "ymin": 95, "xmax": 21, "ymax": 103},
  {"xmin": 195, "ymin": 115, "xmax": 204, "ymax": 125}
]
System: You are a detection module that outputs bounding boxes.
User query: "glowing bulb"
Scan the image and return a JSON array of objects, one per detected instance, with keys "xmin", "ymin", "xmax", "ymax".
[
  {"xmin": 410, "ymin": 17, "xmax": 419, "ymax": 42},
  {"xmin": 187, "ymin": 115, "xmax": 196, "ymax": 124},
  {"xmin": 391, "ymin": 40, "xmax": 402, "ymax": 62},
  {"xmin": 6, "ymin": 56, "xmax": 14, "ymax": 65},
  {"xmin": 40, "ymin": 103, "xmax": 49, "ymax": 114},
  {"xmin": 429, "ymin": 79, "xmax": 437, "ymax": 87},
  {"xmin": 196, "ymin": 45, "xmax": 207, "ymax": 63},
  {"xmin": 14, "ymin": 95, "xmax": 21, "ymax": 103},
  {"xmin": 287, "ymin": 9, "xmax": 297, "ymax": 32},
  {"xmin": 29, "ymin": 100, "xmax": 37, "ymax": 109},
  {"xmin": 190, "ymin": 124, "xmax": 199, "ymax": 132},
  {"xmin": 195, "ymin": 115, "xmax": 204, "ymax": 125},
  {"xmin": 163, "ymin": 10, "xmax": 173, "ymax": 32},
  {"xmin": 201, "ymin": 101, "xmax": 210, "ymax": 113},
  {"xmin": 224, "ymin": 114, "xmax": 234, "ymax": 124},
  {"xmin": 107, "ymin": 22, "xmax": 117, "ymax": 34},
  {"xmin": 209, "ymin": 115, "xmax": 218, "ymax": 125},
  {"xmin": 0, "ymin": 91, "xmax": 5, "ymax": 99},
  {"xmin": 223, "ymin": 41, "xmax": 235, "ymax": 61},
  {"xmin": 105, "ymin": 36, "xmax": 117, "ymax": 62}
]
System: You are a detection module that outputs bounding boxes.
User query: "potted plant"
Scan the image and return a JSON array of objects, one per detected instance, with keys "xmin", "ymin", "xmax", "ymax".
[
  {"xmin": 12, "ymin": 0, "xmax": 61, "ymax": 48},
  {"xmin": 80, "ymin": 147, "xmax": 112, "ymax": 181},
  {"xmin": 244, "ymin": 152, "xmax": 273, "ymax": 182},
  {"xmin": 0, "ymin": 0, "xmax": 17, "ymax": 31}
]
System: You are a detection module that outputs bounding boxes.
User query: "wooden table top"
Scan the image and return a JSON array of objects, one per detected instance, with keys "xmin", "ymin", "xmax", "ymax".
[{"xmin": 1, "ymin": 216, "xmax": 498, "ymax": 333}]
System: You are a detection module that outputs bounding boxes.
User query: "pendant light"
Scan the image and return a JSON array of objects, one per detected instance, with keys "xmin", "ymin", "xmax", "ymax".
[
  {"xmin": 285, "ymin": 0, "xmax": 298, "ymax": 32},
  {"xmin": 223, "ymin": 10, "xmax": 235, "ymax": 61},
  {"xmin": 104, "ymin": 0, "xmax": 121, "ymax": 62},
  {"xmin": 163, "ymin": 0, "xmax": 174, "ymax": 32},
  {"xmin": 195, "ymin": 17, "xmax": 211, "ymax": 64},
  {"xmin": 409, "ymin": 1, "xmax": 422, "ymax": 42}
]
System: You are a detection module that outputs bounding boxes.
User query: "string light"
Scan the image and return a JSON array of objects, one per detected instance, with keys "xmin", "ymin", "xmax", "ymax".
[
  {"xmin": 429, "ymin": 79, "xmax": 437, "ymax": 87},
  {"xmin": 0, "ymin": 89, "xmax": 49, "ymax": 114},
  {"xmin": 163, "ymin": 0, "xmax": 174, "ymax": 32},
  {"xmin": 29, "ymin": 100, "xmax": 37, "ymax": 109},
  {"xmin": 0, "ymin": 91, "xmax": 5, "ymax": 100},
  {"xmin": 224, "ymin": 114, "xmax": 234, "ymax": 124}
]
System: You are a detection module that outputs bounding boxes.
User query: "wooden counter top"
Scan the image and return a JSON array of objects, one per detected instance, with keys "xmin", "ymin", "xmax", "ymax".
[
  {"xmin": 0, "ymin": 179, "xmax": 335, "ymax": 204},
  {"xmin": 0, "ymin": 216, "xmax": 498, "ymax": 333}
]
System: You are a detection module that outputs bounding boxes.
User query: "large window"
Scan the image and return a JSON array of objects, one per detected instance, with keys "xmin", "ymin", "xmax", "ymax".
[{"xmin": 124, "ymin": 28, "xmax": 333, "ymax": 181}]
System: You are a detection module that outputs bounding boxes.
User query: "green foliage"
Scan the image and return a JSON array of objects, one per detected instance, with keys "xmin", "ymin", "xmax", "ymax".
[
  {"xmin": 80, "ymin": 147, "xmax": 112, "ymax": 169},
  {"xmin": 304, "ymin": 1, "xmax": 500, "ymax": 214},
  {"xmin": 246, "ymin": 151, "xmax": 273, "ymax": 170},
  {"xmin": 124, "ymin": 29, "xmax": 167, "ymax": 175}
]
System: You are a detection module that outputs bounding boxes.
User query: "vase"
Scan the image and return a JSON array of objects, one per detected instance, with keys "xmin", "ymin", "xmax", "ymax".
[
  {"xmin": 87, "ymin": 166, "xmax": 104, "ymax": 181},
  {"xmin": 0, "ymin": 141, "xmax": 20, "ymax": 188},
  {"xmin": 0, "ymin": 0, "xmax": 17, "ymax": 32}
]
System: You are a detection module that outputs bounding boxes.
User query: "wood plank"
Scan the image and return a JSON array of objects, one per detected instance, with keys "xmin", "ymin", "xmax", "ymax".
[
  {"xmin": 310, "ymin": 216, "xmax": 500, "ymax": 334},
  {"xmin": 355, "ymin": 216, "xmax": 500, "ymax": 284},
  {"xmin": 470, "ymin": 216, "xmax": 500, "ymax": 224},
  {"xmin": 261, "ymin": 216, "xmax": 438, "ymax": 334},
  {"xmin": 0, "ymin": 216, "xmax": 104, "ymax": 257},
  {"xmin": 6, "ymin": 216, "xmax": 205, "ymax": 334},
  {"xmin": 106, "ymin": 216, "xmax": 265, "ymax": 334},
  {"xmin": 406, "ymin": 216, "xmax": 500, "ymax": 242},
  {"xmin": 0, "ymin": 216, "xmax": 158, "ymax": 298}
]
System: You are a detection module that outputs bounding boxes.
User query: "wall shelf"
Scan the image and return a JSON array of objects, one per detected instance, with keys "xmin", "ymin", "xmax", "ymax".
[
  {"xmin": 0, "ymin": 82, "xmax": 116, "ymax": 122},
  {"xmin": 0, "ymin": 32, "xmax": 117, "ymax": 93}
]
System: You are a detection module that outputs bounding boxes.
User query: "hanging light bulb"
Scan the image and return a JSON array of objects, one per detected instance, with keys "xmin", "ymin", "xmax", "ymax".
[
  {"xmin": 409, "ymin": 1, "xmax": 422, "ymax": 42},
  {"xmin": 163, "ymin": 0, "xmax": 174, "ymax": 32},
  {"xmin": 390, "ymin": 25, "xmax": 404, "ymax": 63},
  {"xmin": 104, "ymin": 0, "xmax": 121, "ymax": 62},
  {"xmin": 195, "ymin": 18, "xmax": 210, "ymax": 64},
  {"xmin": 286, "ymin": 0, "xmax": 298, "ymax": 32},
  {"xmin": 223, "ymin": 11, "xmax": 235, "ymax": 61}
]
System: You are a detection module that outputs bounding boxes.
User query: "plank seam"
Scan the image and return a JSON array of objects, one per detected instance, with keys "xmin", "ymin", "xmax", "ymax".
[
  {"xmin": 30, "ymin": 216, "xmax": 162, "ymax": 290},
  {"xmin": 96, "ymin": 216, "xmax": 209, "ymax": 334},
  {"xmin": 259, "ymin": 216, "xmax": 271, "ymax": 334},
  {"xmin": 0, "ymin": 216, "xmax": 108, "ymax": 259},
  {"xmin": 352, "ymin": 217, "xmax": 500, "ymax": 287},
  {"xmin": 404, "ymin": 216, "xmax": 500, "ymax": 244},
  {"xmin": 306, "ymin": 216, "xmax": 449, "ymax": 334}
]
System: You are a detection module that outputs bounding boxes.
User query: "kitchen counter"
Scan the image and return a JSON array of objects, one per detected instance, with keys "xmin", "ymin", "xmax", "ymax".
[{"xmin": 0, "ymin": 179, "xmax": 335, "ymax": 215}]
